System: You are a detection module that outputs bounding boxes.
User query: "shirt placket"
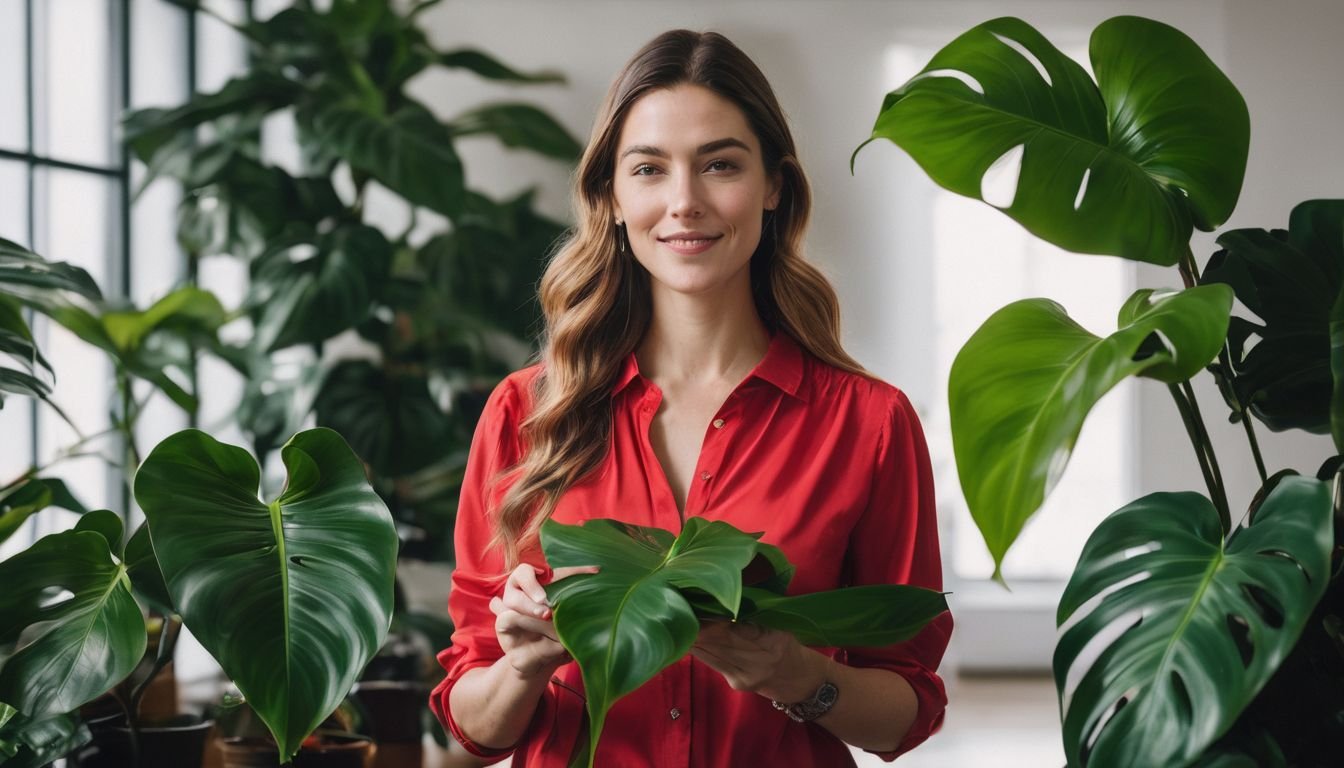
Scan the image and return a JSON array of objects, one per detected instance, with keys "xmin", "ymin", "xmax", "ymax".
[{"xmin": 684, "ymin": 396, "xmax": 736, "ymax": 520}]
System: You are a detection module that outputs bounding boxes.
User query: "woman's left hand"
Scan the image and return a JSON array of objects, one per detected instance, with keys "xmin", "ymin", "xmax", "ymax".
[{"xmin": 690, "ymin": 620, "xmax": 827, "ymax": 704}]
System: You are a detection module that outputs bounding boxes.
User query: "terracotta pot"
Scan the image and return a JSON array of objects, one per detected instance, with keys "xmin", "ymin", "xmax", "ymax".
[
  {"xmin": 218, "ymin": 732, "xmax": 376, "ymax": 768},
  {"xmin": 72, "ymin": 714, "xmax": 213, "ymax": 768}
]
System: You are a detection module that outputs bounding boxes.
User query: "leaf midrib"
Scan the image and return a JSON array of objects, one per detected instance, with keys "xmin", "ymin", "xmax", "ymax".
[{"xmin": 268, "ymin": 499, "xmax": 292, "ymax": 730}]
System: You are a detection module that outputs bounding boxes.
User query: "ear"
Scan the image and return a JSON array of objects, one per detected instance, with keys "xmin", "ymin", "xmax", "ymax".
[{"xmin": 765, "ymin": 170, "xmax": 783, "ymax": 211}]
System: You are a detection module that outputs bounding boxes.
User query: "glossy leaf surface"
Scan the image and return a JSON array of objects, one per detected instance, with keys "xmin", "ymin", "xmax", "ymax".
[
  {"xmin": 1054, "ymin": 478, "xmax": 1333, "ymax": 767},
  {"xmin": 0, "ymin": 530, "xmax": 145, "ymax": 718},
  {"xmin": 313, "ymin": 360, "xmax": 454, "ymax": 477},
  {"xmin": 950, "ymin": 285, "xmax": 1232, "ymax": 576},
  {"xmin": 738, "ymin": 585, "xmax": 948, "ymax": 647},
  {"xmin": 134, "ymin": 428, "xmax": 397, "ymax": 761},
  {"xmin": 541, "ymin": 518, "xmax": 761, "ymax": 768},
  {"xmin": 449, "ymin": 103, "xmax": 582, "ymax": 161},
  {"xmin": 857, "ymin": 16, "xmax": 1248, "ymax": 265},
  {"xmin": 1202, "ymin": 199, "xmax": 1344, "ymax": 435}
]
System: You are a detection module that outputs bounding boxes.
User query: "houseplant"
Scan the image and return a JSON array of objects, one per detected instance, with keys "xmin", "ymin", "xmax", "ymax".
[
  {"xmin": 0, "ymin": 238, "xmax": 400, "ymax": 767},
  {"xmin": 854, "ymin": 15, "xmax": 1341, "ymax": 767}
]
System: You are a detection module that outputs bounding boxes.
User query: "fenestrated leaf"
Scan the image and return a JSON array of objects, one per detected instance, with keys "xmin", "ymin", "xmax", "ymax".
[
  {"xmin": 541, "ymin": 517, "xmax": 761, "ymax": 768},
  {"xmin": 449, "ymin": 103, "xmax": 581, "ymax": 161},
  {"xmin": 0, "ymin": 529, "xmax": 146, "ymax": 719},
  {"xmin": 437, "ymin": 48, "xmax": 564, "ymax": 83},
  {"xmin": 950, "ymin": 285, "xmax": 1232, "ymax": 578},
  {"xmin": 310, "ymin": 100, "xmax": 466, "ymax": 216},
  {"xmin": 1054, "ymin": 478, "xmax": 1333, "ymax": 768},
  {"xmin": 134, "ymin": 428, "xmax": 397, "ymax": 762},
  {"xmin": 855, "ymin": 16, "xmax": 1248, "ymax": 265},
  {"xmin": 1203, "ymin": 199, "xmax": 1344, "ymax": 435},
  {"xmin": 737, "ymin": 584, "xmax": 948, "ymax": 647}
]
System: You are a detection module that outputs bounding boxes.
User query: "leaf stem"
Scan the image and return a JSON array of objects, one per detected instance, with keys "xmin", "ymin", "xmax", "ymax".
[{"xmin": 1168, "ymin": 383, "xmax": 1231, "ymax": 531}]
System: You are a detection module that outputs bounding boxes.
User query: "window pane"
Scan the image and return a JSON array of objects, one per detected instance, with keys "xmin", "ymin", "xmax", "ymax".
[
  {"xmin": 130, "ymin": 0, "xmax": 187, "ymax": 110},
  {"xmin": 0, "ymin": 159, "xmax": 27, "ymax": 242},
  {"xmin": 197, "ymin": 0, "xmax": 249, "ymax": 93},
  {"xmin": 34, "ymin": 167, "xmax": 117, "ymax": 513},
  {"xmin": 0, "ymin": 0, "xmax": 26, "ymax": 150},
  {"xmin": 37, "ymin": 0, "xmax": 114, "ymax": 166}
]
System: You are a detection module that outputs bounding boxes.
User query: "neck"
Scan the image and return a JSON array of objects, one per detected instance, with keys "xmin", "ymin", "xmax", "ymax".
[{"xmin": 636, "ymin": 279, "xmax": 771, "ymax": 387}]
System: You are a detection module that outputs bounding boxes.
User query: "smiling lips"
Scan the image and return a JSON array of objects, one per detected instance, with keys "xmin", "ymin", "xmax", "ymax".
[{"xmin": 658, "ymin": 231, "xmax": 723, "ymax": 255}]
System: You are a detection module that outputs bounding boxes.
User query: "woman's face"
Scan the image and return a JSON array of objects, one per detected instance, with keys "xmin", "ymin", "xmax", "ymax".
[{"xmin": 611, "ymin": 84, "xmax": 780, "ymax": 302}]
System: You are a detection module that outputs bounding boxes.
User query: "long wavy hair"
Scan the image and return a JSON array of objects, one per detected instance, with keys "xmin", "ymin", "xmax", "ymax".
[{"xmin": 488, "ymin": 29, "xmax": 874, "ymax": 567}]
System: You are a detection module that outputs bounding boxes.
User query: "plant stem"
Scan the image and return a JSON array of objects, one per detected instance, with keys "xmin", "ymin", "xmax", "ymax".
[
  {"xmin": 130, "ymin": 616, "xmax": 182, "ymax": 719},
  {"xmin": 1169, "ymin": 383, "xmax": 1231, "ymax": 531},
  {"xmin": 1240, "ymin": 414, "xmax": 1268, "ymax": 482},
  {"xmin": 1181, "ymin": 379, "xmax": 1231, "ymax": 525}
]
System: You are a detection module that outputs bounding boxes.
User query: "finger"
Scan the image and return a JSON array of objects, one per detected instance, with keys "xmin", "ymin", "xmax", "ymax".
[
  {"xmin": 489, "ymin": 596, "xmax": 505, "ymax": 616},
  {"xmin": 502, "ymin": 587, "xmax": 551, "ymax": 619},
  {"xmin": 497, "ymin": 612, "xmax": 562, "ymax": 643},
  {"xmin": 510, "ymin": 564, "xmax": 550, "ymax": 605},
  {"xmin": 550, "ymin": 565, "xmax": 601, "ymax": 582}
]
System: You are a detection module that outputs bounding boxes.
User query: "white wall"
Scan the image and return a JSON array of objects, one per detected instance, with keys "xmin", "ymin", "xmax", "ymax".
[{"xmin": 412, "ymin": 0, "xmax": 1344, "ymax": 668}]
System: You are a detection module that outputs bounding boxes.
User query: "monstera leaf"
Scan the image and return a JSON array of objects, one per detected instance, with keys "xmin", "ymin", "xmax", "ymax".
[
  {"xmin": 541, "ymin": 517, "xmax": 761, "ymax": 768},
  {"xmin": 1201, "ymin": 199, "xmax": 1344, "ymax": 436},
  {"xmin": 950, "ymin": 285, "xmax": 1232, "ymax": 577},
  {"xmin": 541, "ymin": 518, "xmax": 950, "ymax": 768},
  {"xmin": 448, "ymin": 103, "xmax": 582, "ymax": 161},
  {"xmin": 0, "ymin": 525, "xmax": 146, "ymax": 719},
  {"xmin": 856, "ymin": 16, "xmax": 1248, "ymax": 265},
  {"xmin": 1054, "ymin": 477, "xmax": 1333, "ymax": 768},
  {"xmin": 134, "ymin": 428, "xmax": 398, "ymax": 762}
]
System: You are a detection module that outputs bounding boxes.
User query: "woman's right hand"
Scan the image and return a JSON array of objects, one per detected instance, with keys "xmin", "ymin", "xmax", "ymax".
[{"xmin": 491, "ymin": 563, "xmax": 599, "ymax": 679}]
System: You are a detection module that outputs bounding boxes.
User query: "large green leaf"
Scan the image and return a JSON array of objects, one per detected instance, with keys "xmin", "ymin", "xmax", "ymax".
[
  {"xmin": 122, "ymin": 72, "xmax": 303, "ymax": 163},
  {"xmin": 0, "ymin": 529, "xmax": 146, "ymax": 718},
  {"xmin": 313, "ymin": 360, "xmax": 455, "ymax": 477},
  {"xmin": 0, "ymin": 481, "xmax": 52, "ymax": 548},
  {"xmin": 1202, "ymin": 199, "xmax": 1344, "ymax": 435},
  {"xmin": 250, "ymin": 225, "xmax": 391, "ymax": 352},
  {"xmin": 856, "ymin": 16, "xmax": 1248, "ymax": 265},
  {"xmin": 134, "ymin": 427, "xmax": 398, "ymax": 762},
  {"xmin": 0, "ymin": 711, "xmax": 91, "ymax": 768},
  {"xmin": 541, "ymin": 518, "xmax": 761, "ymax": 768},
  {"xmin": 310, "ymin": 100, "xmax": 466, "ymax": 217},
  {"xmin": 1054, "ymin": 477, "xmax": 1333, "ymax": 768},
  {"xmin": 0, "ymin": 297, "xmax": 53, "ymax": 409},
  {"xmin": 737, "ymin": 585, "xmax": 948, "ymax": 648},
  {"xmin": 0, "ymin": 238, "xmax": 102, "ymax": 305},
  {"xmin": 950, "ymin": 285, "xmax": 1232, "ymax": 577},
  {"xmin": 449, "ymin": 103, "xmax": 582, "ymax": 161},
  {"xmin": 125, "ymin": 521, "xmax": 174, "ymax": 616}
]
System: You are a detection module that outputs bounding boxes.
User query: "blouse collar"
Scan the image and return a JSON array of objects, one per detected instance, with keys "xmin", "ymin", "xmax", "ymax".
[{"xmin": 612, "ymin": 330, "xmax": 806, "ymax": 402}]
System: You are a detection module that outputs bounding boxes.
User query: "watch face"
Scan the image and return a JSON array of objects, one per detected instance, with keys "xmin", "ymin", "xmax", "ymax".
[{"xmin": 816, "ymin": 682, "xmax": 839, "ymax": 706}]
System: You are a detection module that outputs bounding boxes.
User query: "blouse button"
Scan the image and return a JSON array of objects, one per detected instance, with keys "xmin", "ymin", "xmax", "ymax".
[
  {"xmin": 670, "ymin": 707, "xmax": 681, "ymax": 720},
  {"xmin": 712, "ymin": 418, "xmax": 725, "ymax": 429},
  {"xmin": 700, "ymin": 471, "xmax": 712, "ymax": 482}
]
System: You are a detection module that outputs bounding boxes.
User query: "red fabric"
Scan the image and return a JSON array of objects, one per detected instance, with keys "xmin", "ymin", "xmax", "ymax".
[{"xmin": 429, "ymin": 331, "xmax": 952, "ymax": 767}]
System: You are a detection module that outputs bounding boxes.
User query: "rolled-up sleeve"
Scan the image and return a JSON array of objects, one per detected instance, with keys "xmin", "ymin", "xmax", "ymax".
[
  {"xmin": 844, "ymin": 388, "xmax": 953, "ymax": 760},
  {"xmin": 428, "ymin": 374, "xmax": 530, "ymax": 760}
]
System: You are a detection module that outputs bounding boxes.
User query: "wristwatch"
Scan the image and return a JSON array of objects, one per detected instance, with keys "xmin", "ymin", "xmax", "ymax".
[{"xmin": 771, "ymin": 681, "xmax": 839, "ymax": 722}]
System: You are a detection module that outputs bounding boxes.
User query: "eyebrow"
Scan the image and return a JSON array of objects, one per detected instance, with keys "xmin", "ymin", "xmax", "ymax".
[{"xmin": 619, "ymin": 137, "xmax": 752, "ymax": 162}]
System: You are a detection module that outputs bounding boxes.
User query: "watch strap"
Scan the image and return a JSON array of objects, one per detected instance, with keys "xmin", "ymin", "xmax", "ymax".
[{"xmin": 771, "ymin": 680, "xmax": 839, "ymax": 723}]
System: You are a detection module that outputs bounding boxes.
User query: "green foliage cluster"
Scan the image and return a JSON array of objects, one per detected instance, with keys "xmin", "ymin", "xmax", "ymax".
[{"xmin": 857, "ymin": 15, "xmax": 1344, "ymax": 767}]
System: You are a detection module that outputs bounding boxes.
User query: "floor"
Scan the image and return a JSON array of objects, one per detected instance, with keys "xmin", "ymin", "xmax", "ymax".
[{"xmin": 852, "ymin": 675, "xmax": 1064, "ymax": 767}]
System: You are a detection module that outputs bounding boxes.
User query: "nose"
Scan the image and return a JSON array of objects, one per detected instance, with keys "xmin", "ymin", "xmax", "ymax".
[{"xmin": 668, "ymin": 172, "xmax": 704, "ymax": 219}]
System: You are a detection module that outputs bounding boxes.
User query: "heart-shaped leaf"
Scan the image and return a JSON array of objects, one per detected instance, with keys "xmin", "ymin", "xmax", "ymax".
[
  {"xmin": 1202, "ymin": 199, "xmax": 1344, "ymax": 435},
  {"xmin": 1054, "ymin": 477, "xmax": 1333, "ymax": 767},
  {"xmin": 0, "ymin": 529, "xmax": 146, "ymax": 718},
  {"xmin": 134, "ymin": 428, "xmax": 398, "ymax": 762},
  {"xmin": 125, "ymin": 521, "xmax": 174, "ymax": 616},
  {"xmin": 950, "ymin": 285, "xmax": 1232, "ymax": 577},
  {"xmin": 738, "ymin": 585, "xmax": 948, "ymax": 647},
  {"xmin": 856, "ymin": 16, "xmax": 1248, "ymax": 265},
  {"xmin": 541, "ymin": 517, "xmax": 761, "ymax": 768}
]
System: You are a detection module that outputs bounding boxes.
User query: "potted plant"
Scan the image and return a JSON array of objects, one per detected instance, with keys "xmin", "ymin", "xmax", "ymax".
[{"xmin": 854, "ymin": 15, "xmax": 1342, "ymax": 767}]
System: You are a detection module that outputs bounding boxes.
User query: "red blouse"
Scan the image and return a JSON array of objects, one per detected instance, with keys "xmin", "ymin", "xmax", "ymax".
[{"xmin": 429, "ymin": 331, "xmax": 952, "ymax": 767}]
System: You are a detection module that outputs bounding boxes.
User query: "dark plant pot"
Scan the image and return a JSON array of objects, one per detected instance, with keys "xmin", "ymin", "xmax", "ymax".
[
  {"xmin": 353, "ymin": 680, "xmax": 429, "ymax": 768},
  {"xmin": 218, "ymin": 732, "xmax": 376, "ymax": 768},
  {"xmin": 72, "ymin": 714, "xmax": 213, "ymax": 768}
]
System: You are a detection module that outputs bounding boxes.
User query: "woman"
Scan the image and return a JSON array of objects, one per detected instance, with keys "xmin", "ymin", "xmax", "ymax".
[{"xmin": 430, "ymin": 29, "xmax": 951, "ymax": 767}]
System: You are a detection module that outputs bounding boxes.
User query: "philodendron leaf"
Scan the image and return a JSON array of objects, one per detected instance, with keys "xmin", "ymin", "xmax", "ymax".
[
  {"xmin": 125, "ymin": 521, "xmax": 174, "ymax": 616},
  {"xmin": 1201, "ymin": 199, "xmax": 1344, "ymax": 436},
  {"xmin": 437, "ymin": 48, "xmax": 565, "ymax": 83},
  {"xmin": 0, "ymin": 711, "xmax": 92, "ymax": 768},
  {"xmin": 540, "ymin": 518, "xmax": 951, "ymax": 767},
  {"xmin": 0, "ymin": 237, "xmax": 102, "ymax": 305},
  {"xmin": 448, "ymin": 103, "xmax": 582, "ymax": 161},
  {"xmin": 541, "ymin": 518, "xmax": 761, "ymax": 768},
  {"xmin": 738, "ymin": 585, "xmax": 949, "ymax": 648},
  {"xmin": 0, "ymin": 481, "xmax": 53, "ymax": 548},
  {"xmin": 1054, "ymin": 477, "xmax": 1333, "ymax": 768},
  {"xmin": 856, "ymin": 16, "xmax": 1248, "ymax": 265},
  {"xmin": 0, "ymin": 529, "xmax": 146, "ymax": 718},
  {"xmin": 950, "ymin": 285, "xmax": 1232, "ymax": 578},
  {"xmin": 134, "ymin": 428, "xmax": 398, "ymax": 762}
]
